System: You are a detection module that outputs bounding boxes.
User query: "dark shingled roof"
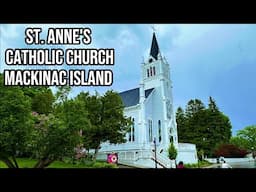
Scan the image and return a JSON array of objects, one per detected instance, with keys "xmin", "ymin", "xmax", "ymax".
[
  {"xmin": 145, "ymin": 88, "xmax": 154, "ymax": 98},
  {"xmin": 119, "ymin": 88, "xmax": 154, "ymax": 107}
]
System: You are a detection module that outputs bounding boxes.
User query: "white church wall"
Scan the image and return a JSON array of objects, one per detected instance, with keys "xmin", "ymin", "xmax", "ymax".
[
  {"xmin": 124, "ymin": 106, "xmax": 140, "ymax": 144},
  {"xmin": 144, "ymin": 91, "xmax": 153, "ymax": 143},
  {"xmin": 151, "ymin": 87, "xmax": 165, "ymax": 145},
  {"xmin": 144, "ymin": 78, "xmax": 159, "ymax": 90}
]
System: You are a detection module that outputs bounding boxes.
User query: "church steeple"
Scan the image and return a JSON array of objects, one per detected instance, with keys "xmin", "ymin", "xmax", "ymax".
[{"xmin": 150, "ymin": 32, "xmax": 160, "ymax": 60}]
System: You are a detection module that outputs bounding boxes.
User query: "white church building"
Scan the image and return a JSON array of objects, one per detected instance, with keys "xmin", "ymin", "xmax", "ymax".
[{"xmin": 98, "ymin": 32, "xmax": 198, "ymax": 168}]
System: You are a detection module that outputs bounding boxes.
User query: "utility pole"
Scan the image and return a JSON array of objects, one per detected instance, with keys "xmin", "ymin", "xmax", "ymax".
[{"xmin": 154, "ymin": 137, "xmax": 157, "ymax": 168}]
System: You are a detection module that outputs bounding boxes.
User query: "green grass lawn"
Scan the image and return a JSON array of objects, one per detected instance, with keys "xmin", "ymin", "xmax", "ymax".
[
  {"xmin": 0, "ymin": 158, "xmax": 117, "ymax": 168},
  {"xmin": 184, "ymin": 160, "xmax": 213, "ymax": 168}
]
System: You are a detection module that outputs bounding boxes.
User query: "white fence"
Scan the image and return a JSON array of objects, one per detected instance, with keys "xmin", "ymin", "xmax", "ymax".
[{"xmin": 97, "ymin": 149, "xmax": 174, "ymax": 168}]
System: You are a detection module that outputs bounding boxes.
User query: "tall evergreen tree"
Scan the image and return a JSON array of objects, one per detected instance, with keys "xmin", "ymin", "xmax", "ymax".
[
  {"xmin": 176, "ymin": 107, "xmax": 187, "ymax": 142},
  {"xmin": 205, "ymin": 97, "xmax": 232, "ymax": 155},
  {"xmin": 208, "ymin": 96, "xmax": 219, "ymax": 112},
  {"xmin": 176, "ymin": 97, "xmax": 232, "ymax": 157},
  {"xmin": 184, "ymin": 99, "xmax": 206, "ymax": 144},
  {"xmin": 185, "ymin": 99, "xmax": 205, "ymax": 118}
]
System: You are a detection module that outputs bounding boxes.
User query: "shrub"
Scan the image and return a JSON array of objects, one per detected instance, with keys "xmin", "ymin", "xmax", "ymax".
[
  {"xmin": 197, "ymin": 149, "xmax": 204, "ymax": 161},
  {"xmin": 214, "ymin": 144, "xmax": 247, "ymax": 158},
  {"xmin": 168, "ymin": 142, "xmax": 177, "ymax": 160}
]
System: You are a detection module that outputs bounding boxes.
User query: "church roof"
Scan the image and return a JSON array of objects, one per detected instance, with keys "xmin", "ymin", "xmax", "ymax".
[
  {"xmin": 150, "ymin": 32, "xmax": 160, "ymax": 60},
  {"xmin": 119, "ymin": 88, "xmax": 154, "ymax": 107}
]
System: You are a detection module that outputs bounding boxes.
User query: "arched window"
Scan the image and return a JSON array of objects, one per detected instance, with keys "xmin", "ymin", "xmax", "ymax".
[
  {"xmin": 148, "ymin": 119, "xmax": 153, "ymax": 142},
  {"xmin": 147, "ymin": 69, "xmax": 149, "ymax": 77},
  {"xmin": 129, "ymin": 118, "xmax": 135, "ymax": 142},
  {"xmin": 150, "ymin": 67, "xmax": 152, "ymax": 76},
  {"xmin": 153, "ymin": 66, "xmax": 156, "ymax": 76},
  {"xmin": 158, "ymin": 120, "xmax": 161, "ymax": 142},
  {"xmin": 128, "ymin": 126, "xmax": 132, "ymax": 142},
  {"xmin": 132, "ymin": 118, "xmax": 135, "ymax": 142},
  {"xmin": 170, "ymin": 136, "xmax": 173, "ymax": 143}
]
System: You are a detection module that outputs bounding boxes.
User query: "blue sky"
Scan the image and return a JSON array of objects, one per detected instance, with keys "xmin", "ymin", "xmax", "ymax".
[{"xmin": 1, "ymin": 24, "xmax": 256, "ymax": 135}]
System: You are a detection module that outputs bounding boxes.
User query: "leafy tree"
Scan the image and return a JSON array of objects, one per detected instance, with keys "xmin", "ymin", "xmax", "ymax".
[
  {"xmin": 30, "ymin": 113, "xmax": 68, "ymax": 167},
  {"xmin": 168, "ymin": 142, "xmax": 177, "ymax": 160},
  {"xmin": 237, "ymin": 125, "xmax": 256, "ymax": 153},
  {"xmin": 230, "ymin": 136, "xmax": 249, "ymax": 150},
  {"xmin": 32, "ymin": 89, "xmax": 55, "ymax": 115},
  {"xmin": 77, "ymin": 90, "xmax": 131, "ymax": 159},
  {"xmin": 55, "ymin": 86, "xmax": 71, "ymax": 103},
  {"xmin": 101, "ymin": 90, "xmax": 130, "ymax": 143},
  {"xmin": 197, "ymin": 149, "xmax": 205, "ymax": 161},
  {"xmin": 30, "ymin": 87, "xmax": 90, "ymax": 168},
  {"xmin": 77, "ymin": 92, "xmax": 102, "ymax": 157},
  {"xmin": 0, "ymin": 74, "xmax": 33, "ymax": 168},
  {"xmin": 214, "ymin": 143, "xmax": 247, "ymax": 158},
  {"xmin": 22, "ymin": 86, "xmax": 50, "ymax": 98}
]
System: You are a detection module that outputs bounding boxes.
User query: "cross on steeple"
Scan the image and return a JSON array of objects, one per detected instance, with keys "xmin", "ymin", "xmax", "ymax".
[{"xmin": 151, "ymin": 25, "xmax": 157, "ymax": 33}]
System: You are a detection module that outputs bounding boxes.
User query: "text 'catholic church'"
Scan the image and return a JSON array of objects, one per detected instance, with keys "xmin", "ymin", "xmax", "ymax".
[{"xmin": 98, "ymin": 32, "xmax": 198, "ymax": 168}]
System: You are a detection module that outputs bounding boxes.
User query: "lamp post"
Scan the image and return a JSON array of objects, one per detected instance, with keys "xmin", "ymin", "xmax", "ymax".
[{"xmin": 153, "ymin": 137, "xmax": 157, "ymax": 168}]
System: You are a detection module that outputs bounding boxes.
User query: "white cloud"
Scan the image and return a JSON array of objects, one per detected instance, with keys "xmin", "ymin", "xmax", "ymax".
[
  {"xmin": 105, "ymin": 27, "xmax": 138, "ymax": 51},
  {"xmin": 0, "ymin": 24, "xmax": 20, "ymax": 39}
]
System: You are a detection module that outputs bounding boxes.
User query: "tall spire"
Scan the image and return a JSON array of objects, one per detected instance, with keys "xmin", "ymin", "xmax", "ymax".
[{"xmin": 150, "ymin": 32, "xmax": 160, "ymax": 60}]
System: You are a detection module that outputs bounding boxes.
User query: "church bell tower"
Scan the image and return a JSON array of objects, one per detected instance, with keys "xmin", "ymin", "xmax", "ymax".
[{"xmin": 140, "ymin": 32, "xmax": 178, "ymax": 149}]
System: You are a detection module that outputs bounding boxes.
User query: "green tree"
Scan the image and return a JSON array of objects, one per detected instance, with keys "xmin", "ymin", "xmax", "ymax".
[
  {"xmin": 77, "ymin": 92, "xmax": 102, "ymax": 157},
  {"xmin": 237, "ymin": 125, "xmax": 256, "ymax": 152},
  {"xmin": 230, "ymin": 136, "xmax": 250, "ymax": 150},
  {"xmin": 176, "ymin": 97, "xmax": 232, "ymax": 157},
  {"xmin": 30, "ymin": 87, "xmax": 90, "ymax": 168},
  {"xmin": 176, "ymin": 107, "xmax": 187, "ymax": 142},
  {"xmin": 22, "ymin": 86, "xmax": 50, "ymax": 98},
  {"xmin": 55, "ymin": 86, "xmax": 71, "ymax": 103},
  {"xmin": 205, "ymin": 97, "xmax": 232, "ymax": 155},
  {"xmin": 197, "ymin": 149, "xmax": 204, "ymax": 161},
  {"xmin": 168, "ymin": 142, "xmax": 177, "ymax": 160},
  {"xmin": 208, "ymin": 96, "xmax": 219, "ymax": 112},
  {"xmin": 32, "ymin": 89, "xmax": 55, "ymax": 115},
  {"xmin": 101, "ymin": 90, "xmax": 130, "ymax": 143},
  {"xmin": 0, "ymin": 74, "xmax": 33, "ymax": 168},
  {"xmin": 184, "ymin": 99, "xmax": 207, "ymax": 151},
  {"xmin": 185, "ymin": 99, "xmax": 205, "ymax": 118},
  {"xmin": 77, "ymin": 90, "xmax": 131, "ymax": 159},
  {"xmin": 30, "ymin": 113, "xmax": 68, "ymax": 168}
]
